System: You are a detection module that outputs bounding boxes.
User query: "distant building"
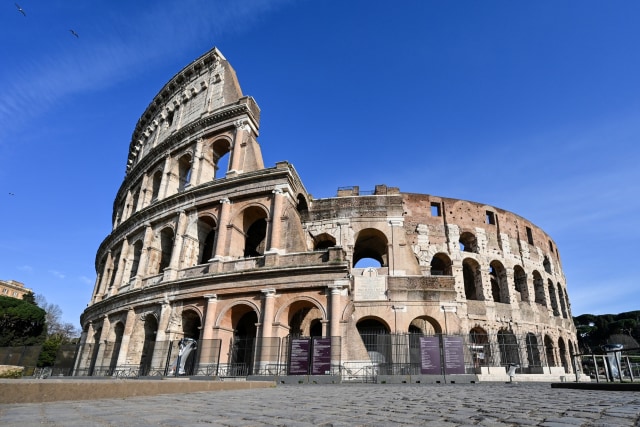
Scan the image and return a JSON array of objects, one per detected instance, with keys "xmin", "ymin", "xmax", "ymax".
[
  {"xmin": 77, "ymin": 47, "xmax": 577, "ymax": 382},
  {"xmin": 0, "ymin": 280, "xmax": 32, "ymax": 300}
]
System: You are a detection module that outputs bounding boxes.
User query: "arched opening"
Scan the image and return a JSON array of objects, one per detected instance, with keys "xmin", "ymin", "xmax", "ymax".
[
  {"xmin": 430, "ymin": 253, "xmax": 452, "ymax": 276},
  {"xmin": 230, "ymin": 307, "xmax": 258, "ymax": 375},
  {"xmin": 543, "ymin": 256, "xmax": 552, "ymax": 274},
  {"xmin": 197, "ymin": 216, "xmax": 217, "ymax": 264},
  {"xmin": 130, "ymin": 187, "xmax": 140, "ymax": 215},
  {"xmin": 211, "ymin": 139, "xmax": 231, "ymax": 180},
  {"xmin": 533, "ymin": 271, "xmax": 546, "ymax": 307},
  {"xmin": 296, "ymin": 194, "xmax": 308, "ymax": 217},
  {"xmin": 548, "ymin": 280, "xmax": 559, "ymax": 316},
  {"xmin": 179, "ymin": 310, "xmax": 201, "ymax": 375},
  {"xmin": 151, "ymin": 170, "xmax": 163, "ymax": 201},
  {"xmin": 558, "ymin": 337, "xmax": 568, "ymax": 373},
  {"xmin": 356, "ymin": 318, "xmax": 390, "ymax": 364},
  {"xmin": 489, "ymin": 260, "xmax": 509, "ymax": 304},
  {"xmin": 88, "ymin": 327, "xmax": 102, "ymax": 376},
  {"xmin": 497, "ymin": 329, "xmax": 520, "ymax": 367},
  {"xmin": 287, "ymin": 301, "xmax": 324, "ymax": 338},
  {"xmin": 313, "ymin": 233, "xmax": 336, "ymax": 251},
  {"xmin": 309, "ymin": 319, "xmax": 323, "ymax": 337},
  {"xmin": 107, "ymin": 248, "xmax": 121, "ymax": 292},
  {"xmin": 513, "ymin": 266, "xmax": 529, "ymax": 302},
  {"xmin": 557, "ymin": 284, "xmax": 568, "ymax": 318},
  {"xmin": 353, "ymin": 228, "xmax": 388, "ymax": 268},
  {"xmin": 544, "ymin": 335, "xmax": 555, "ymax": 367},
  {"xmin": 158, "ymin": 227, "xmax": 174, "ymax": 272},
  {"xmin": 177, "ymin": 154, "xmax": 192, "ymax": 192},
  {"xmin": 469, "ymin": 327, "xmax": 491, "ymax": 368},
  {"xmin": 108, "ymin": 322, "xmax": 125, "ymax": 374},
  {"xmin": 408, "ymin": 317, "xmax": 440, "ymax": 335},
  {"xmin": 459, "ymin": 232, "xmax": 478, "ymax": 253},
  {"xmin": 525, "ymin": 333, "xmax": 542, "ymax": 369},
  {"xmin": 129, "ymin": 240, "xmax": 143, "ymax": 278},
  {"xmin": 242, "ymin": 207, "xmax": 267, "ymax": 257},
  {"xmin": 463, "ymin": 258, "xmax": 483, "ymax": 301},
  {"xmin": 139, "ymin": 315, "xmax": 158, "ymax": 376}
]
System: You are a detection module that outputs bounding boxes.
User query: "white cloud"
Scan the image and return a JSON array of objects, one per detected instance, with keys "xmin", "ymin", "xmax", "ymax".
[
  {"xmin": 17, "ymin": 265, "xmax": 33, "ymax": 273},
  {"xmin": 49, "ymin": 270, "xmax": 66, "ymax": 279}
]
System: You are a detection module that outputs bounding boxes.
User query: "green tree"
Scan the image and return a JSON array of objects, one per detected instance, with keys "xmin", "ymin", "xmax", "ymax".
[{"xmin": 0, "ymin": 295, "xmax": 47, "ymax": 347}]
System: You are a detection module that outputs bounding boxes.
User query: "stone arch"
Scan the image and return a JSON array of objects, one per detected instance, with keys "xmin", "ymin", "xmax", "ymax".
[
  {"xmin": 230, "ymin": 204, "xmax": 269, "ymax": 258},
  {"xmin": 277, "ymin": 297, "xmax": 327, "ymax": 337},
  {"xmin": 463, "ymin": 257, "xmax": 483, "ymax": 301},
  {"xmin": 353, "ymin": 228, "xmax": 389, "ymax": 267},
  {"xmin": 430, "ymin": 253, "xmax": 452, "ymax": 276},
  {"xmin": 139, "ymin": 313, "xmax": 159, "ymax": 375},
  {"xmin": 513, "ymin": 265, "xmax": 529, "ymax": 302},
  {"xmin": 215, "ymin": 301, "xmax": 261, "ymax": 331},
  {"xmin": 177, "ymin": 152, "xmax": 192, "ymax": 192},
  {"xmin": 533, "ymin": 270, "xmax": 546, "ymax": 306},
  {"xmin": 313, "ymin": 233, "xmax": 336, "ymax": 251},
  {"xmin": 544, "ymin": 335, "xmax": 556, "ymax": 366},
  {"xmin": 150, "ymin": 168, "xmax": 163, "ymax": 201},
  {"xmin": 459, "ymin": 231, "xmax": 478, "ymax": 253},
  {"xmin": 108, "ymin": 321, "xmax": 125, "ymax": 373},
  {"xmin": 356, "ymin": 317, "xmax": 391, "ymax": 364},
  {"xmin": 469, "ymin": 326, "xmax": 491, "ymax": 367},
  {"xmin": 489, "ymin": 260, "xmax": 509, "ymax": 304},
  {"xmin": 408, "ymin": 316, "xmax": 441, "ymax": 335},
  {"xmin": 296, "ymin": 193, "xmax": 309, "ymax": 217},
  {"xmin": 557, "ymin": 284, "xmax": 568, "ymax": 318},
  {"xmin": 543, "ymin": 255, "xmax": 552, "ymax": 274},
  {"xmin": 548, "ymin": 279, "xmax": 560, "ymax": 316},
  {"xmin": 129, "ymin": 240, "xmax": 144, "ymax": 279},
  {"xmin": 209, "ymin": 137, "xmax": 232, "ymax": 179},
  {"xmin": 525, "ymin": 332, "xmax": 542, "ymax": 368},
  {"xmin": 558, "ymin": 337, "xmax": 569, "ymax": 373},
  {"xmin": 197, "ymin": 215, "xmax": 217, "ymax": 264},
  {"xmin": 158, "ymin": 226, "xmax": 175, "ymax": 273},
  {"xmin": 181, "ymin": 308, "xmax": 202, "ymax": 340},
  {"xmin": 497, "ymin": 329, "xmax": 520, "ymax": 367}
]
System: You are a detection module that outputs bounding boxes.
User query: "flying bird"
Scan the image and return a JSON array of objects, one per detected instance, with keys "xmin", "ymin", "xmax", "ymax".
[
  {"xmin": 70, "ymin": 29, "xmax": 79, "ymax": 38},
  {"xmin": 9, "ymin": 192, "xmax": 15, "ymax": 196},
  {"xmin": 15, "ymin": 3, "xmax": 26, "ymax": 16}
]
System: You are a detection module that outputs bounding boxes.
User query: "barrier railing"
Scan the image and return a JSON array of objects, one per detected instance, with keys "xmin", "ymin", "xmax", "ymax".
[{"xmin": 573, "ymin": 347, "xmax": 640, "ymax": 383}]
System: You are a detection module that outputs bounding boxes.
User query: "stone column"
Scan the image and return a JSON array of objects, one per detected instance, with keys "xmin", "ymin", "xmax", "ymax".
[
  {"xmin": 227, "ymin": 120, "xmax": 250, "ymax": 176},
  {"xmin": 97, "ymin": 250, "xmax": 113, "ymax": 298},
  {"xmin": 95, "ymin": 316, "xmax": 111, "ymax": 374},
  {"xmin": 259, "ymin": 289, "xmax": 276, "ymax": 370},
  {"xmin": 199, "ymin": 294, "xmax": 219, "ymax": 368},
  {"xmin": 267, "ymin": 188, "xmax": 285, "ymax": 254},
  {"xmin": 328, "ymin": 284, "xmax": 345, "ymax": 339},
  {"xmin": 137, "ymin": 173, "xmax": 150, "ymax": 210},
  {"xmin": 134, "ymin": 223, "xmax": 154, "ymax": 288},
  {"xmin": 116, "ymin": 308, "xmax": 137, "ymax": 367},
  {"xmin": 191, "ymin": 137, "xmax": 204, "ymax": 186},
  {"xmin": 111, "ymin": 239, "xmax": 130, "ymax": 293},
  {"xmin": 159, "ymin": 153, "xmax": 172, "ymax": 199},
  {"xmin": 212, "ymin": 198, "xmax": 231, "ymax": 260},
  {"xmin": 165, "ymin": 210, "xmax": 187, "ymax": 281}
]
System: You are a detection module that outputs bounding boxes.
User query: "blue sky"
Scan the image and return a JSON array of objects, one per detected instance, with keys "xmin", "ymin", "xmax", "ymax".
[{"xmin": 1, "ymin": 1, "xmax": 639, "ymax": 327}]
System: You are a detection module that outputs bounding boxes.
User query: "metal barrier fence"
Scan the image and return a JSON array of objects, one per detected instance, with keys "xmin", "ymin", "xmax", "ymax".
[
  {"xmin": 574, "ymin": 347, "xmax": 640, "ymax": 383},
  {"xmin": 355, "ymin": 332, "xmax": 556, "ymax": 376}
]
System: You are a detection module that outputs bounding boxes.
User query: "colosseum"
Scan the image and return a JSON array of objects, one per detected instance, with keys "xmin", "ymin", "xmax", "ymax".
[{"xmin": 77, "ymin": 47, "xmax": 578, "ymax": 383}]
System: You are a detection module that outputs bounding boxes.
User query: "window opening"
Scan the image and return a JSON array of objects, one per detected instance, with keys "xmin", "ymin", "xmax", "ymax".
[
  {"xmin": 526, "ymin": 227, "xmax": 534, "ymax": 245},
  {"xmin": 485, "ymin": 211, "xmax": 496, "ymax": 225},
  {"xmin": 430, "ymin": 202, "xmax": 441, "ymax": 217}
]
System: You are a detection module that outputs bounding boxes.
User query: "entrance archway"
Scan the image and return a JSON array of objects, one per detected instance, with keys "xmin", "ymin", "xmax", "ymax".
[
  {"xmin": 230, "ymin": 309, "xmax": 258, "ymax": 375},
  {"xmin": 139, "ymin": 315, "xmax": 158, "ymax": 375}
]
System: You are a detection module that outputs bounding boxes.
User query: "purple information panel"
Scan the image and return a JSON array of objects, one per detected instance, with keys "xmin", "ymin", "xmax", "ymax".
[
  {"xmin": 419, "ymin": 336, "xmax": 441, "ymax": 375},
  {"xmin": 443, "ymin": 336, "xmax": 465, "ymax": 374},
  {"xmin": 311, "ymin": 338, "xmax": 332, "ymax": 375},
  {"xmin": 289, "ymin": 338, "xmax": 310, "ymax": 375}
]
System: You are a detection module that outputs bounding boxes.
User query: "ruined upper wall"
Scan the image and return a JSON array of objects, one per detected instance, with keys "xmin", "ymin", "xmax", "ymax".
[{"xmin": 124, "ymin": 48, "xmax": 253, "ymax": 174}]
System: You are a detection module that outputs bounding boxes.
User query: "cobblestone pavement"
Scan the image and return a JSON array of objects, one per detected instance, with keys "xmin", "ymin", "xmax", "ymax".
[{"xmin": 1, "ymin": 382, "xmax": 639, "ymax": 427}]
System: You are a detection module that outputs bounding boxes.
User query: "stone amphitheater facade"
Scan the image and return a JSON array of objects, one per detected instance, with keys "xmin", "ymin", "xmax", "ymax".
[{"xmin": 78, "ymin": 47, "xmax": 578, "ymax": 381}]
